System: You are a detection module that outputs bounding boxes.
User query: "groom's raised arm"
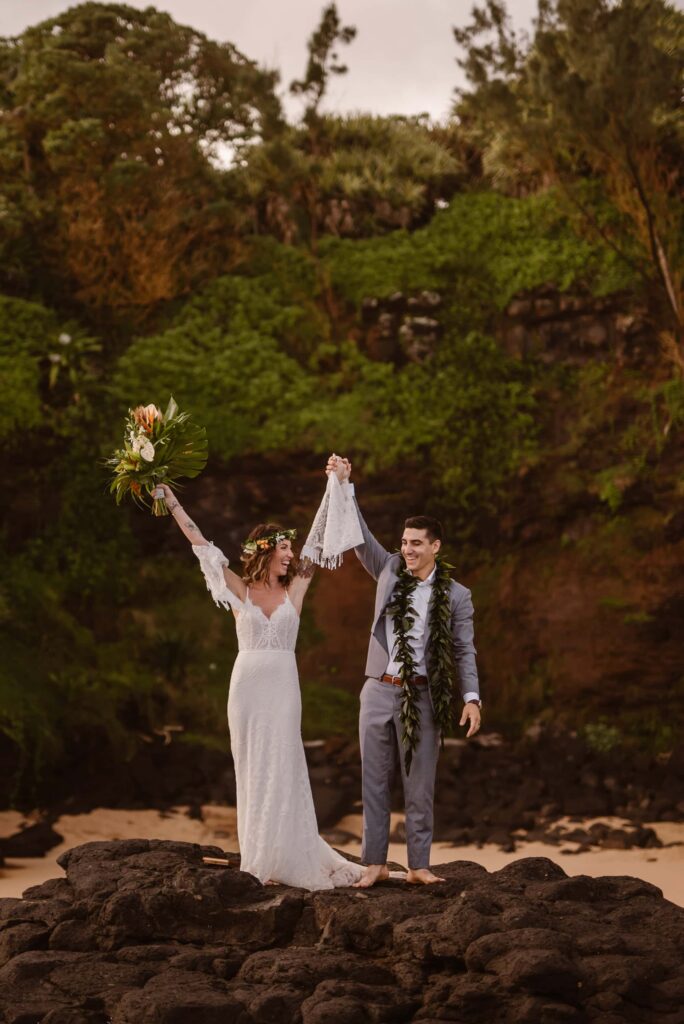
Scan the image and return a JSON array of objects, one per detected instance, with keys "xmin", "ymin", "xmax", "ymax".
[{"xmin": 352, "ymin": 490, "xmax": 392, "ymax": 581}]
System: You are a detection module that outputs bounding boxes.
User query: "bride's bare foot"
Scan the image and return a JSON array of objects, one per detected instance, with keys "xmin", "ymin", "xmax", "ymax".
[
  {"xmin": 406, "ymin": 868, "xmax": 446, "ymax": 885},
  {"xmin": 353, "ymin": 864, "xmax": 390, "ymax": 888},
  {"xmin": 264, "ymin": 879, "xmax": 279, "ymax": 886}
]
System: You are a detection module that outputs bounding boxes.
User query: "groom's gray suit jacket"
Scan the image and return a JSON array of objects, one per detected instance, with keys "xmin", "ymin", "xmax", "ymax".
[{"xmin": 354, "ymin": 498, "xmax": 480, "ymax": 708}]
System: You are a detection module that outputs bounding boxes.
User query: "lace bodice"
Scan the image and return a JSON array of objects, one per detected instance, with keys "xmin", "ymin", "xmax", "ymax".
[
  {"xmin": 236, "ymin": 593, "xmax": 299, "ymax": 652},
  {"xmin": 193, "ymin": 542, "xmax": 299, "ymax": 652}
]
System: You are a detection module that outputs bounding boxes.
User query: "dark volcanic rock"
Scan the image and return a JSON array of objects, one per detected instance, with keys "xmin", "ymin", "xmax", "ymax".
[
  {"xmin": 0, "ymin": 841, "xmax": 682, "ymax": 1023},
  {"xmin": 0, "ymin": 821, "xmax": 63, "ymax": 859},
  {"xmin": 430, "ymin": 728, "xmax": 683, "ymax": 852}
]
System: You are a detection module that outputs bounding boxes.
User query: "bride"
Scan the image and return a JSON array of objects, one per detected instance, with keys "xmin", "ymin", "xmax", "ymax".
[{"xmin": 154, "ymin": 463, "xmax": 363, "ymax": 890}]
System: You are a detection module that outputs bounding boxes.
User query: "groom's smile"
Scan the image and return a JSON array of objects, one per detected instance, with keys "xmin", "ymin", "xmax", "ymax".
[{"xmin": 401, "ymin": 528, "xmax": 441, "ymax": 580}]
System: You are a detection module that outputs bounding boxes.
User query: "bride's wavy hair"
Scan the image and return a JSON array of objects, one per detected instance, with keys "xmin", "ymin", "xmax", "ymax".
[{"xmin": 240, "ymin": 523, "xmax": 297, "ymax": 588}]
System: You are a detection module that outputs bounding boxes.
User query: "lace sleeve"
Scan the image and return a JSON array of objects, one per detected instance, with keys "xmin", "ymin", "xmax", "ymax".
[{"xmin": 192, "ymin": 542, "xmax": 244, "ymax": 613}]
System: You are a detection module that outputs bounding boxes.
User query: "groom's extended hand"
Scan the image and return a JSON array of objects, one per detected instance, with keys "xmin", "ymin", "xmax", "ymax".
[
  {"xmin": 326, "ymin": 453, "xmax": 352, "ymax": 482},
  {"xmin": 460, "ymin": 702, "xmax": 481, "ymax": 738}
]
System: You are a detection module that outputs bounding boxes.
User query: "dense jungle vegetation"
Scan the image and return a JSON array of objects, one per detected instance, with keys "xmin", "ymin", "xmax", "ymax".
[{"xmin": 1, "ymin": 0, "xmax": 682, "ymax": 803}]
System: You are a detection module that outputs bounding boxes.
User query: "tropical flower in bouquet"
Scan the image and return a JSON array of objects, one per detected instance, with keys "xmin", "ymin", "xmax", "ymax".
[{"xmin": 107, "ymin": 397, "xmax": 208, "ymax": 515}]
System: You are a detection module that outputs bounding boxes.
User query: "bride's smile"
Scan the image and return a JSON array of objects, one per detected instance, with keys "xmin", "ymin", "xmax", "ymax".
[{"xmin": 274, "ymin": 542, "xmax": 293, "ymax": 577}]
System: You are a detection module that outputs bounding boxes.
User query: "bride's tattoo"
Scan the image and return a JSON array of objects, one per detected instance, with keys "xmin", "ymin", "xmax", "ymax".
[
  {"xmin": 184, "ymin": 518, "xmax": 200, "ymax": 533},
  {"xmin": 296, "ymin": 558, "xmax": 316, "ymax": 579}
]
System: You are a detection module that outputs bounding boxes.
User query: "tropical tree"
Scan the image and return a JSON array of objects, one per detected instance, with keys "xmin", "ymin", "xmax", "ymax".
[
  {"xmin": 240, "ymin": 114, "xmax": 463, "ymax": 243},
  {"xmin": 0, "ymin": 2, "xmax": 282, "ymax": 314},
  {"xmin": 287, "ymin": 2, "xmax": 357, "ymax": 250},
  {"xmin": 289, "ymin": 2, "xmax": 357, "ymax": 123},
  {"xmin": 453, "ymin": 0, "xmax": 684, "ymax": 364}
]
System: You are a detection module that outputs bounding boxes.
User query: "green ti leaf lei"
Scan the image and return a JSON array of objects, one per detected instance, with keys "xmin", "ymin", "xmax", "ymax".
[{"xmin": 385, "ymin": 555, "xmax": 457, "ymax": 775}]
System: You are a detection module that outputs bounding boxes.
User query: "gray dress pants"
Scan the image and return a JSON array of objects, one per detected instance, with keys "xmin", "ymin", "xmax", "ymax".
[{"xmin": 359, "ymin": 677, "xmax": 440, "ymax": 869}]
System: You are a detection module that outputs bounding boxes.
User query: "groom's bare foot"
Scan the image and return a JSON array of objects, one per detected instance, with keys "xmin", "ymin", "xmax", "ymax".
[
  {"xmin": 406, "ymin": 868, "xmax": 446, "ymax": 885},
  {"xmin": 353, "ymin": 864, "xmax": 389, "ymax": 888}
]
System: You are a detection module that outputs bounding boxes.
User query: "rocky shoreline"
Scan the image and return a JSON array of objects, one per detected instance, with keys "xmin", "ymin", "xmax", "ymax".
[
  {"xmin": 1, "ymin": 838, "xmax": 683, "ymax": 1023},
  {"xmin": 2, "ymin": 729, "xmax": 682, "ymax": 865}
]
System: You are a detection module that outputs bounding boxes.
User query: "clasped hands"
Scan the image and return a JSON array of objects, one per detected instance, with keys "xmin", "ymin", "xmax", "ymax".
[{"xmin": 326, "ymin": 453, "xmax": 351, "ymax": 482}]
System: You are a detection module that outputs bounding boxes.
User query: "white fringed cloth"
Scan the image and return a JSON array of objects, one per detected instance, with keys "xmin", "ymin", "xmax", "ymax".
[{"xmin": 301, "ymin": 474, "xmax": 363, "ymax": 569}]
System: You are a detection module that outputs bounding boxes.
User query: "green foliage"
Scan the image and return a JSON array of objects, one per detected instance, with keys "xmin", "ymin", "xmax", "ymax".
[
  {"xmin": 598, "ymin": 595, "xmax": 630, "ymax": 611},
  {"xmin": 237, "ymin": 237, "xmax": 320, "ymax": 303},
  {"xmin": 0, "ymin": 297, "xmax": 54, "ymax": 437},
  {"xmin": 113, "ymin": 188, "xmax": 639, "ymax": 528},
  {"xmin": 0, "ymin": 296, "xmax": 100, "ymax": 440},
  {"xmin": 240, "ymin": 113, "xmax": 463, "ymax": 244},
  {"xmin": 582, "ymin": 720, "xmax": 623, "ymax": 754},
  {"xmin": 577, "ymin": 696, "xmax": 681, "ymax": 756},
  {"xmin": 112, "ymin": 275, "xmax": 314, "ymax": 459},
  {"xmin": 596, "ymin": 466, "xmax": 632, "ymax": 513},
  {"xmin": 622, "ymin": 610, "xmax": 654, "ymax": 625},
  {"xmin": 315, "ymin": 116, "xmax": 461, "ymax": 210},
  {"xmin": 540, "ymin": 355, "xmax": 684, "ymax": 527},
  {"xmin": 115, "ymin": 229, "xmax": 539, "ymax": 521},
  {"xmin": 300, "ymin": 682, "xmax": 359, "ymax": 739},
  {"xmin": 305, "ymin": 331, "xmax": 536, "ymax": 519},
  {"xmin": 0, "ymin": 354, "xmax": 43, "ymax": 439},
  {"xmin": 0, "ymin": 553, "xmax": 155, "ymax": 800},
  {"xmin": 321, "ymin": 190, "xmax": 634, "ymax": 315},
  {"xmin": 649, "ymin": 378, "xmax": 684, "ymax": 443}
]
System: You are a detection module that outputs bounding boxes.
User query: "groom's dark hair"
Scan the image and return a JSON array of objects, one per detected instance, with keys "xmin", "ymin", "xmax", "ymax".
[{"xmin": 404, "ymin": 515, "xmax": 443, "ymax": 542}]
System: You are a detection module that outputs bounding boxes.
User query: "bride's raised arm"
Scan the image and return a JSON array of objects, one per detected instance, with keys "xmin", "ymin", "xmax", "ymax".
[
  {"xmin": 288, "ymin": 553, "xmax": 316, "ymax": 611},
  {"xmin": 154, "ymin": 483, "xmax": 247, "ymax": 605}
]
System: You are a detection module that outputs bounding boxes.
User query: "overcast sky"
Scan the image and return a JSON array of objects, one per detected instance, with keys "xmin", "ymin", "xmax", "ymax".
[{"xmin": 2, "ymin": 0, "xmax": 540, "ymax": 122}]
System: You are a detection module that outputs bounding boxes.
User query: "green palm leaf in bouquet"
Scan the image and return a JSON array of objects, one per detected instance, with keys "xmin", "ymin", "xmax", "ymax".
[{"xmin": 107, "ymin": 396, "xmax": 208, "ymax": 515}]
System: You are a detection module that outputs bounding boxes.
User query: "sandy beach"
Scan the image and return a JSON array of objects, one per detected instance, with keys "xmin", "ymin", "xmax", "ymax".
[{"xmin": 1, "ymin": 806, "xmax": 682, "ymax": 906}]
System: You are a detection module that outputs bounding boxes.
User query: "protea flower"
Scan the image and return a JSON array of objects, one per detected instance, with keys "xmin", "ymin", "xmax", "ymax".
[{"xmin": 133, "ymin": 403, "xmax": 162, "ymax": 433}]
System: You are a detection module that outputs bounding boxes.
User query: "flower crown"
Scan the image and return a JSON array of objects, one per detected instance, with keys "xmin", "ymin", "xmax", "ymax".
[{"xmin": 242, "ymin": 528, "xmax": 297, "ymax": 556}]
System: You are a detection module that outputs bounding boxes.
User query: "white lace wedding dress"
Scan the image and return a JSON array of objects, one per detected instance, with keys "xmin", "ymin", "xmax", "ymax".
[{"xmin": 193, "ymin": 542, "xmax": 362, "ymax": 891}]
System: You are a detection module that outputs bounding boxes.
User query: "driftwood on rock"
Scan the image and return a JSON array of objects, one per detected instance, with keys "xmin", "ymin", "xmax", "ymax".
[{"xmin": 0, "ymin": 839, "xmax": 682, "ymax": 1023}]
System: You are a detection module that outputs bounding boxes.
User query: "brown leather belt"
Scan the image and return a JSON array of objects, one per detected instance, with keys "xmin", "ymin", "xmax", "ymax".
[{"xmin": 381, "ymin": 673, "xmax": 428, "ymax": 687}]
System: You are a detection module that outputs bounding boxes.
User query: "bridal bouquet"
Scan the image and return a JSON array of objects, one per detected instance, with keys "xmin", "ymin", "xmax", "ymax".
[{"xmin": 107, "ymin": 397, "xmax": 208, "ymax": 515}]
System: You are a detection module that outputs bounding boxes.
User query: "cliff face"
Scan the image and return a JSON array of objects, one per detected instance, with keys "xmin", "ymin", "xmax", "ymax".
[
  {"xmin": 473, "ymin": 288, "xmax": 684, "ymax": 736},
  {"xmin": 0, "ymin": 839, "xmax": 682, "ymax": 1022},
  {"xmin": 470, "ymin": 507, "xmax": 684, "ymax": 733}
]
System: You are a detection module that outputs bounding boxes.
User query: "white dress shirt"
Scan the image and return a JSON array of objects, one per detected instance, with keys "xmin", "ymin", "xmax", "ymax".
[{"xmin": 385, "ymin": 566, "xmax": 479, "ymax": 704}]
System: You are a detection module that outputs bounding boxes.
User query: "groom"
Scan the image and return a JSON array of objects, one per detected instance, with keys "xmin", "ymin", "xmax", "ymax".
[{"xmin": 327, "ymin": 455, "xmax": 481, "ymax": 887}]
